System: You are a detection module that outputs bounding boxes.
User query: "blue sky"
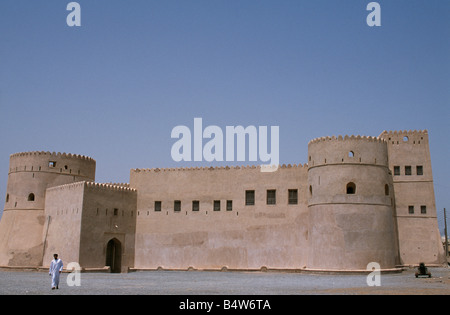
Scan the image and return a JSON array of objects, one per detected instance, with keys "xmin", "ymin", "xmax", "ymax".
[{"xmin": 0, "ymin": 0, "xmax": 449, "ymax": 234}]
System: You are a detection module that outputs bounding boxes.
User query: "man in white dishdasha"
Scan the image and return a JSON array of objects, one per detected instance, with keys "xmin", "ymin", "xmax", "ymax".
[{"xmin": 49, "ymin": 253, "xmax": 63, "ymax": 290}]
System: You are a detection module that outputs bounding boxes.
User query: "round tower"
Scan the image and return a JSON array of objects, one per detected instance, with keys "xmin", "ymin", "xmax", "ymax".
[
  {"xmin": 307, "ymin": 135, "xmax": 399, "ymax": 271},
  {"xmin": 0, "ymin": 151, "xmax": 96, "ymax": 267}
]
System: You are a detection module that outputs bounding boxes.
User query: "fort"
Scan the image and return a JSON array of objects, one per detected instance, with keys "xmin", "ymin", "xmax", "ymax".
[{"xmin": 0, "ymin": 129, "xmax": 446, "ymax": 273}]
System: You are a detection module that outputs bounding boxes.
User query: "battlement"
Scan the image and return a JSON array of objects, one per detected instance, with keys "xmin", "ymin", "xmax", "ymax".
[
  {"xmin": 308, "ymin": 135, "xmax": 386, "ymax": 146},
  {"xmin": 84, "ymin": 181, "xmax": 137, "ymax": 193},
  {"xmin": 132, "ymin": 163, "xmax": 307, "ymax": 173},
  {"xmin": 10, "ymin": 151, "xmax": 95, "ymax": 162},
  {"xmin": 379, "ymin": 130, "xmax": 429, "ymax": 146},
  {"xmin": 45, "ymin": 181, "xmax": 136, "ymax": 194},
  {"xmin": 380, "ymin": 129, "xmax": 428, "ymax": 137},
  {"xmin": 45, "ymin": 181, "xmax": 86, "ymax": 193},
  {"xmin": 307, "ymin": 134, "xmax": 389, "ymax": 167}
]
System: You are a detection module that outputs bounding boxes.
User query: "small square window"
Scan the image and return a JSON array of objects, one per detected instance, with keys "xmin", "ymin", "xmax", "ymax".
[
  {"xmin": 405, "ymin": 166, "xmax": 412, "ymax": 176},
  {"xmin": 49, "ymin": 161, "xmax": 57, "ymax": 168},
  {"xmin": 226, "ymin": 200, "xmax": 233, "ymax": 211},
  {"xmin": 192, "ymin": 200, "xmax": 199, "ymax": 212},
  {"xmin": 421, "ymin": 205, "xmax": 427, "ymax": 214},
  {"xmin": 174, "ymin": 200, "xmax": 181, "ymax": 212},
  {"xmin": 267, "ymin": 190, "xmax": 276, "ymax": 205},
  {"xmin": 394, "ymin": 166, "xmax": 400, "ymax": 176},
  {"xmin": 213, "ymin": 200, "xmax": 221, "ymax": 211},
  {"xmin": 245, "ymin": 190, "xmax": 255, "ymax": 206},
  {"xmin": 155, "ymin": 201, "xmax": 162, "ymax": 212},
  {"xmin": 408, "ymin": 205, "xmax": 414, "ymax": 214},
  {"xmin": 416, "ymin": 166, "xmax": 423, "ymax": 176},
  {"xmin": 288, "ymin": 189, "xmax": 298, "ymax": 205}
]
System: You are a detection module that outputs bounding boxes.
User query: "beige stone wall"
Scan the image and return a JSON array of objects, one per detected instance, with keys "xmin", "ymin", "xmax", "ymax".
[
  {"xmin": 0, "ymin": 152, "xmax": 95, "ymax": 267},
  {"xmin": 131, "ymin": 165, "xmax": 309, "ymax": 270},
  {"xmin": 42, "ymin": 182, "xmax": 137, "ymax": 271},
  {"xmin": 42, "ymin": 182, "xmax": 85, "ymax": 268},
  {"xmin": 79, "ymin": 182, "xmax": 137, "ymax": 271},
  {"xmin": 380, "ymin": 130, "xmax": 446, "ymax": 265},
  {"xmin": 0, "ymin": 130, "xmax": 445, "ymax": 272},
  {"xmin": 307, "ymin": 136, "xmax": 399, "ymax": 270}
]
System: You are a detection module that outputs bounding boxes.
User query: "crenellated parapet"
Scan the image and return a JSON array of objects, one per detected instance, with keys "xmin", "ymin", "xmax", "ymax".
[
  {"xmin": 10, "ymin": 151, "xmax": 95, "ymax": 162},
  {"xmin": 8, "ymin": 151, "xmax": 96, "ymax": 180},
  {"xmin": 379, "ymin": 130, "xmax": 429, "ymax": 146},
  {"xmin": 45, "ymin": 181, "xmax": 136, "ymax": 193},
  {"xmin": 308, "ymin": 134, "xmax": 386, "ymax": 146},
  {"xmin": 308, "ymin": 134, "xmax": 388, "ymax": 168},
  {"xmin": 84, "ymin": 181, "xmax": 137, "ymax": 193},
  {"xmin": 132, "ymin": 163, "xmax": 308, "ymax": 174}
]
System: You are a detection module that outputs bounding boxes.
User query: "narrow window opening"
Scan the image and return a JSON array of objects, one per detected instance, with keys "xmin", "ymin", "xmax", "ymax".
[
  {"xmin": 405, "ymin": 166, "xmax": 412, "ymax": 176},
  {"xmin": 155, "ymin": 201, "xmax": 162, "ymax": 212},
  {"xmin": 394, "ymin": 166, "xmax": 400, "ymax": 176},
  {"xmin": 385, "ymin": 184, "xmax": 389, "ymax": 196},
  {"xmin": 213, "ymin": 200, "xmax": 221, "ymax": 211},
  {"xmin": 289, "ymin": 189, "xmax": 298, "ymax": 205},
  {"xmin": 174, "ymin": 200, "xmax": 181, "ymax": 212},
  {"xmin": 245, "ymin": 190, "xmax": 255, "ymax": 206},
  {"xmin": 421, "ymin": 205, "xmax": 427, "ymax": 214},
  {"xmin": 408, "ymin": 205, "xmax": 414, "ymax": 214},
  {"xmin": 266, "ymin": 190, "xmax": 276, "ymax": 205},
  {"xmin": 346, "ymin": 182, "xmax": 356, "ymax": 194},
  {"xmin": 416, "ymin": 165, "xmax": 423, "ymax": 176},
  {"xmin": 226, "ymin": 200, "xmax": 233, "ymax": 211},
  {"xmin": 114, "ymin": 208, "xmax": 118, "ymax": 216},
  {"xmin": 349, "ymin": 151, "xmax": 354, "ymax": 158},
  {"xmin": 192, "ymin": 200, "xmax": 199, "ymax": 212},
  {"xmin": 28, "ymin": 193, "xmax": 35, "ymax": 201},
  {"xmin": 6, "ymin": 194, "xmax": 9, "ymax": 203}
]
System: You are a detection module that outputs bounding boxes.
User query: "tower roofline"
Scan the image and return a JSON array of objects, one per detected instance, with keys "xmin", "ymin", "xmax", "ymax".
[
  {"xmin": 308, "ymin": 135, "xmax": 386, "ymax": 146},
  {"xmin": 379, "ymin": 130, "xmax": 428, "ymax": 138},
  {"xmin": 10, "ymin": 151, "xmax": 95, "ymax": 162}
]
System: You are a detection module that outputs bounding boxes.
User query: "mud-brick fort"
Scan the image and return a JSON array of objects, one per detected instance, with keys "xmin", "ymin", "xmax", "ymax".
[{"xmin": 0, "ymin": 130, "xmax": 446, "ymax": 273}]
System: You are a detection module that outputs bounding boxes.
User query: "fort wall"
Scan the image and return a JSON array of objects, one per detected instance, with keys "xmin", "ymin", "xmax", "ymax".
[
  {"xmin": 307, "ymin": 136, "xmax": 399, "ymax": 270},
  {"xmin": 42, "ymin": 182, "xmax": 137, "ymax": 272},
  {"xmin": 379, "ymin": 130, "xmax": 445, "ymax": 265},
  {"xmin": 79, "ymin": 182, "xmax": 137, "ymax": 272},
  {"xmin": 0, "ymin": 129, "xmax": 445, "ymax": 272},
  {"xmin": 130, "ymin": 165, "xmax": 309, "ymax": 270},
  {"xmin": 0, "ymin": 152, "xmax": 96, "ymax": 267},
  {"xmin": 42, "ymin": 182, "xmax": 85, "ymax": 267}
]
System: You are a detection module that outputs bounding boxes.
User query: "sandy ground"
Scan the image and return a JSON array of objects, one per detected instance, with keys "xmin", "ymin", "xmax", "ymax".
[{"xmin": 0, "ymin": 267, "xmax": 448, "ymax": 295}]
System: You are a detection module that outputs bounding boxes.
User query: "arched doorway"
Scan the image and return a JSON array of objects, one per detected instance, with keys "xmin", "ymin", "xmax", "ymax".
[{"xmin": 106, "ymin": 238, "xmax": 122, "ymax": 273}]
